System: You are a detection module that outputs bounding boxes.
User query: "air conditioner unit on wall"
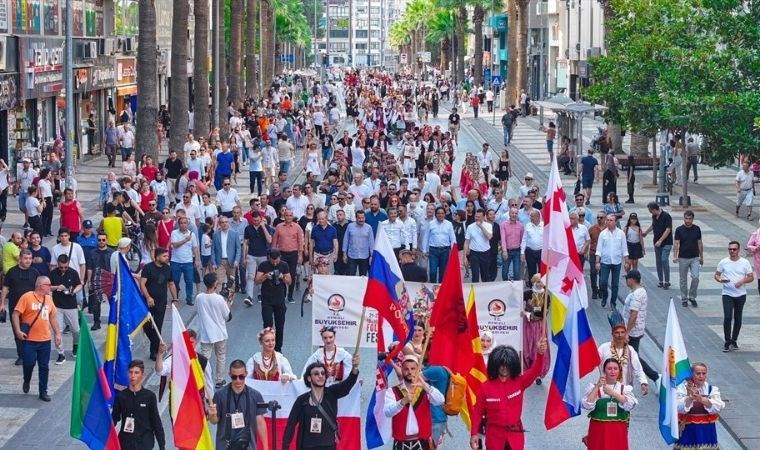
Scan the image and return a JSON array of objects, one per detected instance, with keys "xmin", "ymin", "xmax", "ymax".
[
  {"xmin": 89, "ymin": 42, "xmax": 97, "ymax": 58},
  {"xmin": 587, "ymin": 47, "xmax": 601, "ymax": 58},
  {"xmin": 125, "ymin": 37, "xmax": 135, "ymax": 53}
]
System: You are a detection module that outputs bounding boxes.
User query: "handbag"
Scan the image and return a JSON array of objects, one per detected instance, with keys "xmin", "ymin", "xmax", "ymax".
[{"xmin": 20, "ymin": 297, "xmax": 46, "ymax": 334}]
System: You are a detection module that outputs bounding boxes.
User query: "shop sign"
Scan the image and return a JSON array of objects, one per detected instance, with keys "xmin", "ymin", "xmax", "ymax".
[
  {"xmin": 90, "ymin": 56, "xmax": 116, "ymax": 90},
  {"xmin": 20, "ymin": 37, "xmax": 65, "ymax": 98},
  {"xmin": 74, "ymin": 67, "xmax": 89, "ymax": 93},
  {"xmin": 115, "ymin": 57, "xmax": 136, "ymax": 86},
  {"xmin": 0, "ymin": 72, "xmax": 18, "ymax": 110}
]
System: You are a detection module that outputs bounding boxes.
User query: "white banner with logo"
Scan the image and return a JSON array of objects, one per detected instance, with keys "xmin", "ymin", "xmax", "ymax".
[
  {"xmin": 404, "ymin": 280, "xmax": 524, "ymax": 352},
  {"xmin": 311, "ymin": 275, "xmax": 395, "ymax": 349},
  {"xmin": 312, "ymin": 275, "xmax": 523, "ymax": 354}
]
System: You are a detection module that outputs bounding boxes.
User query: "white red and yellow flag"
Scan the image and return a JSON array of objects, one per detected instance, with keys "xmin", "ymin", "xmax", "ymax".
[{"xmin": 169, "ymin": 305, "xmax": 214, "ymax": 449}]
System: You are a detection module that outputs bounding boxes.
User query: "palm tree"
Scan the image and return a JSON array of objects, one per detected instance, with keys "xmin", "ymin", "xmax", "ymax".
[
  {"xmin": 136, "ymin": 0, "xmax": 159, "ymax": 159},
  {"xmin": 471, "ymin": 1, "xmax": 486, "ymax": 86},
  {"xmin": 229, "ymin": 0, "xmax": 243, "ymax": 104},
  {"xmin": 169, "ymin": 0, "xmax": 189, "ymax": 158},
  {"xmin": 194, "ymin": 0, "xmax": 210, "ymax": 138},
  {"xmin": 426, "ymin": 10, "xmax": 455, "ymax": 73},
  {"xmin": 245, "ymin": 0, "xmax": 258, "ymax": 97},
  {"xmin": 506, "ymin": 0, "xmax": 528, "ymax": 106},
  {"xmin": 260, "ymin": 0, "xmax": 275, "ymax": 89}
]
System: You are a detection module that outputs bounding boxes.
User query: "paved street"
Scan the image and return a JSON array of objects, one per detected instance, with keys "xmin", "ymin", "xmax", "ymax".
[{"xmin": 0, "ymin": 105, "xmax": 754, "ymax": 448}]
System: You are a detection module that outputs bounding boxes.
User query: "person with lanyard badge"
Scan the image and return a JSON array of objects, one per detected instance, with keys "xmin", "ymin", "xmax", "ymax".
[
  {"xmin": 111, "ymin": 360, "xmax": 166, "ymax": 450},
  {"xmin": 245, "ymin": 327, "xmax": 296, "ymax": 381},
  {"xmin": 301, "ymin": 326, "xmax": 353, "ymax": 385},
  {"xmin": 284, "ymin": 352, "xmax": 361, "ymax": 450},
  {"xmin": 581, "ymin": 358, "xmax": 637, "ymax": 450},
  {"xmin": 675, "ymin": 362, "xmax": 725, "ymax": 449},
  {"xmin": 208, "ymin": 360, "xmax": 269, "ymax": 450},
  {"xmin": 12, "ymin": 275, "xmax": 61, "ymax": 401}
]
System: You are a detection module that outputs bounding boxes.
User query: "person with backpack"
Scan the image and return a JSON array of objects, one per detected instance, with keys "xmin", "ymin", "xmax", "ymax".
[
  {"xmin": 470, "ymin": 338, "xmax": 547, "ymax": 450},
  {"xmin": 501, "ymin": 110, "xmax": 514, "ymax": 146}
]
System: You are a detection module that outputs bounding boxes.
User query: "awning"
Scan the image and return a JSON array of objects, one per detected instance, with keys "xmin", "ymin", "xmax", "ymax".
[{"xmin": 116, "ymin": 85, "xmax": 138, "ymax": 96}]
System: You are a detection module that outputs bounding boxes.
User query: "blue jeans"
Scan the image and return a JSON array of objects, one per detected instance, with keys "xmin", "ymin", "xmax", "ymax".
[
  {"xmin": 428, "ymin": 246, "xmax": 450, "ymax": 283},
  {"xmin": 503, "ymin": 126, "xmax": 513, "ymax": 145},
  {"xmin": 279, "ymin": 160, "xmax": 291, "ymax": 174},
  {"xmin": 18, "ymin": 191, "xmax": 28, "ymax": 213},
  {"xmin": 347, "ymin": 257, "xmax": 369, "ymax": 276},
  {"xmin": 171, "ymin": 261, "xmax": 195, "ymax": 303},
  {"xmin": 23, "ymin": 340, "xmax": 51, "ymax": 394},
  {"xmin": 599, "ymin": 263, "xmax": 622, "ymax": 307},
  {"xmin": 654, "ymin": 244, "xmax": 672, "ymax": 284},
  {"xmin": 156, "ymin": 195, "xmax": 166, "ymax": 212},
  {"xmin": 120, "ymin": 146, "xmax": 133, "ymax": 161},
  {"xmin": 502, "ymin": 249, "xmax": 521, "ymax": 281},
  {"xmin": 249, "ymin": 171, "xmax": 263, "ymax": 196}
]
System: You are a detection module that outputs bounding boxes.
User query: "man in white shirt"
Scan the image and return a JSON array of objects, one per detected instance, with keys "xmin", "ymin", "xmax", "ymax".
[
  {"xmin": 348, "ymin": 173, "xmax": 372, "ymax": 210},
  {"xmin": 176, "ymin": 193, "xmax": 202, "ymax": 231},
  {"xmin": 171, "ymin": 216, "xmax": 201, "ymax": 305},
  {"xmin": 622, "ymin": 269, "xmax": 659, "ymax": 382},
  {"xmin": 478, "ymin": 144, "xmax": 495, "ymax": 180},
  {"xmin": 381, "ymin": 208, "xmax": 409, "ymax": 257},
  {"xmin": 196, "ymin": 272, "xmax": 232, "ymax": 387},
  {"xmin": 570, "ymin": 211, "xmax": 591, "ymax": 269},
  {"xmin": 186, "ymin": 149, "xmax": 205, "ymax": 178},
  {"xmin": 328, "ymin": 193, "xmax": 356, "ymax": 222},
  {"xmin": 285, "ymin": 184, "xmax": 310, "ymax": 220},
  {"xmin": 596, "ymin": 214, "xmax": 630, "ymax": 308},
  {"xmin": 216, "ymin": 178, "xmax": 241, "ymax": 217},
  {"xmin": 313, "ymin": 107, "xmax": 325, "ymax": 137},
  {"xmin": 17, "ymin": 159, "xmax": 37, "ymax": 224},
  {"xmin": 520, "ymin": 209, "xmax": 543, "ymax": 284},
  {"xmin": 735, "ymin": 161, "xmax": 754, "ymax": 219},
  {"xmin": 423, "ymin": 163, "xmax": 441, "ymax": 198},
  {"xmin": 363, "ymin": 168, "xmax": 383, "ymax": 194},
  {"xmin": 183, "ymin": 133, "xmax": 201, "ymax": 156},
  {"xmin": 117, "ymin": 123, "xmax": 134, "ymax": 161},
  {"xmin": 464, "ymin": 209, "xmax": 493, "ymax": 282},
  {"xmin": 714, "ymin": 240, "xmax": 754, "ymax": 352},
  {"xmin": 487, "ymin": 188, "xmax": 509, "ymax": 224},
  {"xmin": 50, "ymin": 227, "xmax": 87, "ymax": 288}
]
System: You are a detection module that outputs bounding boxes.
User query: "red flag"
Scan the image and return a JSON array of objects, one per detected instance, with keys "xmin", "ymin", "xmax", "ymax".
[{"xmin": 427, "ymin": 245, "xmax": 470, "ymax": 373}]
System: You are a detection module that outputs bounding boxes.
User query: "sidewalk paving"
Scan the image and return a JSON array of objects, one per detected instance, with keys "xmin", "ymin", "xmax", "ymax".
[{"xmin": 460, "ymin": 113, "xmax": 757, "ymax": 449}]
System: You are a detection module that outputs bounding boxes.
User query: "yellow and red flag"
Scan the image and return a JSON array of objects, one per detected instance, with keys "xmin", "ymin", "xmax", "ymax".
[{"xmin": 461, "ymin": 285, "xmax": 488, "ymax": 429}]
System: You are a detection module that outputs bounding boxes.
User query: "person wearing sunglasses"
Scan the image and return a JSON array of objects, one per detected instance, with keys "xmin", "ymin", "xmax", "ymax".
[
  {"xmin": 714, "ymin": 241, "xmax": 753, "ymax": 352},
  {"xmin": 85, "ymin": 233, "xmax": 114, "ymax": 331},
  {"xmin": 284, "ymin": 352, "xmax": 360, "ymax": 450},
  {"xmin": 208, "ymin": 359, "xmax": 269, "ymax": 450}
]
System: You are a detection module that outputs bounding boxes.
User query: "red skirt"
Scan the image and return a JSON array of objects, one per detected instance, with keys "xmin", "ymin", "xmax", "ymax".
[{"xmin": 585, "ymin": 419, "xmax": 629, "ymax": 450}]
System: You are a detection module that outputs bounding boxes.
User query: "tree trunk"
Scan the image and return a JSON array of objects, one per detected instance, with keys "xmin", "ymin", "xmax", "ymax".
[
  {"xmin": 514, "ymin": 0, "xmax": 529, "ymax": 104},
  {"xmin": 137, "ymin": 0, "xmax": 159, "ymax": 160},
  {"xmin": 473, "ymin": 5, "xmax": 484, "ymax": 86},
  {"xmin": 193, "ymin": 0, "xmax": 210, "ymax": 138},
  {"xmin": 169, "ymin": 0, "xmax": 189, "ymax": 159},
  {"xmin": 228, "ymin": 0, "xmax": 243, "ymax": 105},
  {"xmin": 630, "ymin": 132, "xmax": 650, "ymax": 157},
  {"xmin": 607, "ymin": 123, "xmax": 623, "ymax": 153},
  {"xmin": 457, "ymin": 6, "xmax": 467, "ymax": 83},
  {"xmin": 261, "ymin": 0, "xmax": 275, "ymax": 89},
  {"xmin": 245, "ymin": 0, "xmax": 258, "ymax": 97},
  {"xmin": 219, "ymin": 28, "xmax": 228, "ymax": 141},
  {"xmin": 506, "ymin": 0, "xmax": 518, "ymax": 105},
  {"xmin": 440, "ymin": 38, "xmax": 450, "ymax": 75}
]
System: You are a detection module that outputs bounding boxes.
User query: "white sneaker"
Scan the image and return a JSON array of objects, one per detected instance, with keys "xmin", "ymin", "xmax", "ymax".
[{"xmin": 243, "ymin": 297, "xmax": 253, "ymax": 307}]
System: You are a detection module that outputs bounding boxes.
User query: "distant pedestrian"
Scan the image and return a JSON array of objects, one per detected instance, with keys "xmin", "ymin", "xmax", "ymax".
[
  {"xmin": 745, "ymin": 218, "xmax": 760, "ymax": 296},
  {"xmin": 621, "ymin": 269, "xmax": 659, "ymax": 382},
  {"xmin": 735, "ymin": 161, "xmax": 754, "ymax": 220},
  {"xmin": 673, "ymin": 210, "xmax": 703, "ymax": 307},
  {"xmin": 642, "ymin": 202, "xmax": 673, "ymax": 289},
  {"xmin": 685, "ymin": 137, "xmax": 701, "ymax": 183},
  {"xmin": 501, "ymin": 110, "xmax": 514, "ymax": 145},
  {"xmin": 596, "ymin": 214, "xmax": 629, "ymax": 308},
  {"xmin": 623, "ymin": 213, "xmax": 644, "ymax": 270},
  {"xmin": 714, "ymin": 241, "xmax": 753, "ymax": 352},
  {"xmin": 578, "ymin": 149, "xmax": 600, "ymax": 205}
]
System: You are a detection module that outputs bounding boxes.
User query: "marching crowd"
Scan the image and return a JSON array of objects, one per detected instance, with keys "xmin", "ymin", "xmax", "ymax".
[{"xmin": 0, "ymin": 68, "xmax": 740, "ymax": 450}]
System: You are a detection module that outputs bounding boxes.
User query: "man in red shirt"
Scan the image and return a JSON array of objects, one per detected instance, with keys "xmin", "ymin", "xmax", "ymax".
[
  {"xmin": 59, "ymin": 188, "xmax": 84, "ymax": 242},
  {"xmin": 140, "ymin": 156, "xmax": 159, "ymax": 182}
]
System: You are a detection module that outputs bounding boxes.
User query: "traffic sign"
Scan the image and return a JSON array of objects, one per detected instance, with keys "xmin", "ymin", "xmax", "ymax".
[
  {"xmin": 491, "ymin": 75, "xmax": 502, "ymax": 86},
  {"xmin": 417, "ymin": 51, "xmax": 431, "ymax": 63},
  {"xmin": 400, "ymin": 53, "xmax": 407, "ymax": 64}
]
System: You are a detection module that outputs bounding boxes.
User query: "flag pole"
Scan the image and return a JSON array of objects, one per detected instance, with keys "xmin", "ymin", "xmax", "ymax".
[
  {"xmin": 541, "ymin": 255, "xmax": 551, "ymax": 338},
  {"xmin": 354, "ymin": 306, "xmax": 367, "ymax": 355}
]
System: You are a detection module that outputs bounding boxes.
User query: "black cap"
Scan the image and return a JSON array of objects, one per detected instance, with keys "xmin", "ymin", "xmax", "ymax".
[{"xmin": 269, "ymin": 249, "xmax": 281, "ymax": 259}]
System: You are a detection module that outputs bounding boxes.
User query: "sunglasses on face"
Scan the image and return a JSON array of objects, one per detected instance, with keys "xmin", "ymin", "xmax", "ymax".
[
  {"xmin": 229, "ymin": 374, "xmax": 246, "ymax": 380},
  {"xmin": 728, "ymin": 247, "xmax": 740, "ymax": 251},
  {"xmin": 310, "ymin": 370, "xmax": 326, "ymax": 376}
]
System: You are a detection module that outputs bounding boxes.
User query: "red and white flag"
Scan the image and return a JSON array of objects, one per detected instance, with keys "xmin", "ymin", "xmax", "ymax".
[{"xmin": 248, "ymin": 379, "xmax": 361, "ymax": 450}]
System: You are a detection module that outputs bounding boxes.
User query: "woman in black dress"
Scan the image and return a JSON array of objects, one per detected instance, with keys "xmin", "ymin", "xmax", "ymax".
[{"xmin": 495, "ymin": 149, "xmax": 512, "ymax": 192}]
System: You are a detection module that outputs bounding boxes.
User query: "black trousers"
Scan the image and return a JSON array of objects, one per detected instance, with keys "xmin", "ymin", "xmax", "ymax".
[
  {"xmin": 143, "ymin": 301, "xmax": 167, "ymax": 358},
  {"xmin": 87, "ymin": 289, "xmax": 102, "ymax": 324},
  {"xmin": 525, "ymin": 248, "xmax": 542, "ymax": 283},
  {"xmin": 43, "ymin": 196, "xmax": 54, "ymax": 235},
  {"xmin": 262, "ymin": 302, "xmax": 287, "ymax": 352},
  {"xmin": 280, "ymin": 251, "xmax": 298, "ymax": 301},
  {"xmin": 347, "ymin": 257, "xmax": 369, "ymax": 276},
  {"xmin": 469, "ymin": 250, "xmax": 491, "ymax": 282},
  {"xmin": 627, "ymin": 335, "xmax": 659, "ymax": 381},
  {"xmin": 722, "ymin": 294, "xmax": 746, "ymax": 345}
]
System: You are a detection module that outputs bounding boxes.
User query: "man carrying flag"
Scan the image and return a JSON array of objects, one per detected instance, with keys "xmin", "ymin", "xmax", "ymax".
[{"xmin": 541, "ymin": 155, "xmax": 601, "ymax": 430}]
